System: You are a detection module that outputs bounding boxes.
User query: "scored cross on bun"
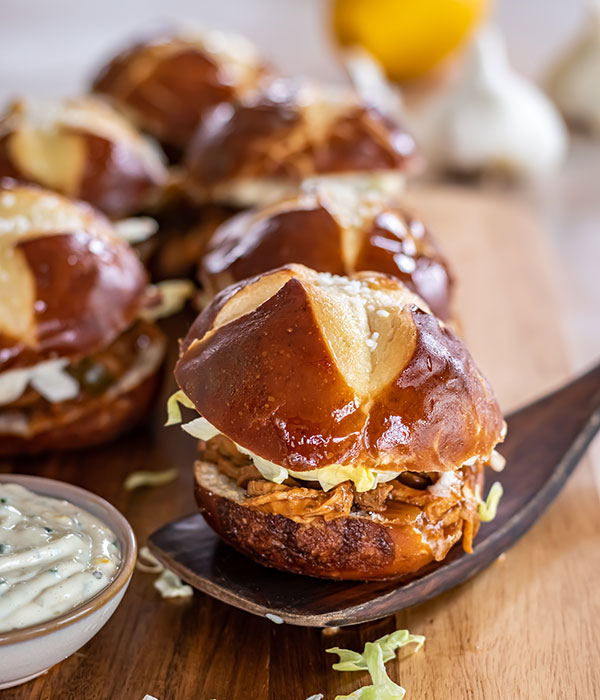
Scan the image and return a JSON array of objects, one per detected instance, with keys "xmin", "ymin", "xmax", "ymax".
[
  {"xmin": 183, "ymin": 78, "xmax": 419, "ymax": 208},
  {"xmin": 173, "ymin": 265, "xmax": 505, "ymax": 580},
  {"xmin": 0, "ymin": 180, "xmax": 166, "ymax": 453},
  {"xmin": 92, "ymin": 29, "xmax": 270, "ymax": 154},
  {"xmin": 200, "ymin": 182, "xmax": 454, "ymax": 322},
  {"xmin": 0, "ymin": 96, "xmax": 167, "ymax": 218}
]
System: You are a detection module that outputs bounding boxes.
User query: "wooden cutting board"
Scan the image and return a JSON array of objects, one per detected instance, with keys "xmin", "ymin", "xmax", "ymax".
[{"xmin": 1, "ymin": 185, "xmax": 598, "ymax": 700}]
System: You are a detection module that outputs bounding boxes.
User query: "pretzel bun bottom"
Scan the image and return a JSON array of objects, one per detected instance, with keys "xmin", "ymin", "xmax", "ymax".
[{"xmin": 194, "ymin": 461, "xmax": 470, "ymax": 581}]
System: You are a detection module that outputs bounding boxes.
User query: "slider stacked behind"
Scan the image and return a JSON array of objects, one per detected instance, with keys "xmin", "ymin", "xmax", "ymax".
[
  {"xmin": 201, "ymin": 183, "xmax": 454, "ymax": 324},
  {"xmin": 92, "ymin": 29, "xmax": 270, "ymax": 158},
  {"xmin": 93, "ymin": 39, "xmax": 418, "ymax": 278},
  {"xmin": 172, "ymin": 265, "xmax": 505, "ymax": 580},
  {"xmin": 91, "ymin": 29, "xmax": 271, "ymax": 277},
  {"xmin": 183, "ymin": 78, "xmax": 419, "ymax": 210},
  {"xmin": 0, "ymin": 96, "xmax": 167, "ymax": 220},
  {"xmin": 0, "ymin": 180, "xmax": 166, "ymax": 454}
]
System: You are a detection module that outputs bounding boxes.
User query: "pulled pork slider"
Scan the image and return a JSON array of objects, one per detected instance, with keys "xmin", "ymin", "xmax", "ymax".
[
  {"xmin": 171, "ymin": 264, "xmax": 505, "ymax": 580},
  {"xmin": 200, "ymin": 182, "xmax": 454, "ymax": 323},
  {"xmin": 183, "ymin": 78, "xmax": 419, "ymax": 209},
  {"xmin": 92, "ymin": 29, "xmax": 269, "ymax": 156},
  {"xmin": 0, "ymin": 180, "xmax": 167, "ymax": 454},
  {"xmin": 0, "ymin": 96, "xmax": 168, "ymax": 220}
]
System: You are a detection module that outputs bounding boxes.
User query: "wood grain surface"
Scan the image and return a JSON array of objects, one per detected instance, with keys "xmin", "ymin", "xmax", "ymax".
[{"xmin": 1, "ymin": 185, "xmax": 599, "ymax": 700}]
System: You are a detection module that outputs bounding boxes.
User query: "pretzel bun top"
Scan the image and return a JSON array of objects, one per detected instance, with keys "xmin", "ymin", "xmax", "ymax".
[
  {"xmin": 0, "ymin": 180, "xmax": 148, "ymax": 371},
  {"xmin": 176, "ymin": 265, "xmax": 503, "ymax": 473},
  {"xmin": 92, "ymin": 29, "xmax": 269, "ymax": 150},
  {"xmin": 183, "ymin": 79, "xmax": 419, "ymax": 206},
  {"xmin": 0, "ymin": 96, "xmax": 167, "ymax": 218},
  {"xmin": 201, "ymin": 183, "xmax": 453, "ymax": 322}
]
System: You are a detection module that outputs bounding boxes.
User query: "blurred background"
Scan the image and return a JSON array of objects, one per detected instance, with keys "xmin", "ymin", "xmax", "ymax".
[
  {"xmin": 0, "ymin": 0, "xmax": 591, "ymax": 89},
  {"xmin": 1, "ymin": 0, "xmax": 598, "ymax": 478}
]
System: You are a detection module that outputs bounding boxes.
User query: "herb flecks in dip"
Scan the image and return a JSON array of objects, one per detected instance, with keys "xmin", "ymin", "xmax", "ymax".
[{"xmin": 0, "ymin": 483, "xmax": 121, "ymax": 632}]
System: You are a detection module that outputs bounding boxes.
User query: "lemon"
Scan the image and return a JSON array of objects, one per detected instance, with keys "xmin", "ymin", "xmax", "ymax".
[{"xmin": 333, "ymin": 0, "xmax": 490, "ymax": 82}]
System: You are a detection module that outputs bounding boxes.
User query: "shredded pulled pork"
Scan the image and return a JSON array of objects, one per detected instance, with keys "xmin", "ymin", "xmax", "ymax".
[
  {"xmin": 199, "ymin": 435, "xmax": 483, "ymax": 555},
  {"xmin": 244, "ymin": 480, "xmax": 354, "ymax": 523},
  {"xmin": 353, "ymin": 482, "xmax": 394, "ymax": 511},
  {"xmin": 200, "ymin": 435, "xmax": 260, "ymax": 487}
]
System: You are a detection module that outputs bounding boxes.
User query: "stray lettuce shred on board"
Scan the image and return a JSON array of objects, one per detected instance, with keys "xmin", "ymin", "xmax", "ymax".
[
  {"xmin": 153, "ymin": 569, "xmax": 193, "ymax": 599},
  {"xmin": 165, "ymin": 390, "xmax": 195, "ymax": 426},
  {"xmin": 328, "ymin": 630, "xmax": 424, "ymax": 672},
  {"xmin": 479, "ymin": 481, "xmax": 504, "ymax": 522},
  {"xmin": 123, "ymin": 468, "xmax": 179, "ymax": 491},
  {"xmin": 327, "ymin": 629, "xmax": 425, "ymax": 700}
]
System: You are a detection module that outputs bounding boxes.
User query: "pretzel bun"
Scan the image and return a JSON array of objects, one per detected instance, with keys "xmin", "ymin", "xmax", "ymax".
[
  {"xmin": 0, "ymin": 180, "xmax": 149, "ymax": 371},
  {"xmin": 0, "ymin": 97, "xmax": 167, "ymax": 218},
  {"xmin": 183, "ymin": 79, "xmax": 419, "ymax": 207},
  {"xmin": 92, "ymin": 29, "xmax": 269, "ymax": 152},
  {"xmin": 201, "ymin": 184, "xmax": 453, "ymax": 322},
  {"xmin": 176, "ymin": 265, "xmax": 503, "ymax": 474}
]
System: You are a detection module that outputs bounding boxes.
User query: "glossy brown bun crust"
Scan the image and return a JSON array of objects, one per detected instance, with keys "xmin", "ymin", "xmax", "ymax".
[
  {"xmin": 0, "ymin": 368, "xmax": 159, "ymax": 455},
  {"xmin": 176, "ymin": 265, "xmax": 504, "ymax": 473},
  {"xmin": 201, "ymin": 186, "xmax": 454, "ymax": 322},
  {"xmin": 0, "ymin": 98, "xmax": 167, "ymax": 218},
  {"xmin": 194, "ymin": 460, "xmax": 481, "ymax": 580},
  {"xmin": 183, "ymin": 79, "xmax": 418, "ymax": 204},
  {"xmin": 92, "ymin": 31, "xmax": 268, "ymax": 151},
  {"xmin": 0, "ymin": 181, "xmax": 149, "ymax": 371}
]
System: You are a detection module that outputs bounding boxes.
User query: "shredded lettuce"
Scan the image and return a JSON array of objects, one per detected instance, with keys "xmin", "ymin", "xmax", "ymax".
[
  {"xmin": 328, "ymin": 629, "xmax": 424, "ymax": 700},
  {"xmin": 180, "ymin": 412, "xmax": 401, "ymax": 491},
  {"xmin": 136, "ymin": 546, "xmax": 193, "ymax": 599},
  {"xmin": 288, "ymin": 464, "xmax": 399, "ymax": 493},
  {"xmin": 181, "ymin": 416, "xmax": 221, "ymax": 441},
  {"xmin": 328, "ymin": 630, "xmax": 425, "ymax": 672},
  {"xmin": 142, "ymin": 280, "xmax": 195, "ymax": 320},
  {"xmin": 479, "ymin": 481, "xmax": 503, "ymax": 522},
  {"xmin": 153, "ymin": 569, "xmax": 193, "ymax": 599},
  {"xmin": 165, "ymin": 390, "xmax": 196, "ymax": 426},
  {"xmin": 114, "ymin": 216, "xmax": 158, "ymax": 243},
  {"xmin": 0, "ymin": 358, "xmax": 79, "ymax": 406},
  {"xmin": 124, "ymin": 468, "xmax": 179, "ymax": 491},
  {"xmin": 136, "ymin": 546, "xmax": 164, "ymax": 574},
  {"xmin": 489, "ymin": 450, "xmax": 506, "ymax": 472},
  {"xmin": 334, "ymin": 643, "xmax": 407, "ymax": 700}
]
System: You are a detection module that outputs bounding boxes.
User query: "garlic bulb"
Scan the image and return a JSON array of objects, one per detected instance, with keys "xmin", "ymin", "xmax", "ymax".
[
  {"xmin": 547, "ymin": 1, "xmax": 600, "ymax": 135},
  {"xmin": 407, "ymin": 27, "xmax": 568, "ymax": 178}
]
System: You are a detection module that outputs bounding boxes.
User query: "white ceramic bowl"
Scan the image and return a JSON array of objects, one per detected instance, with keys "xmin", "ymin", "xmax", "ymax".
[{"xmin": 0, "ymin": 474, "xmax": 136, "ymax": 689}]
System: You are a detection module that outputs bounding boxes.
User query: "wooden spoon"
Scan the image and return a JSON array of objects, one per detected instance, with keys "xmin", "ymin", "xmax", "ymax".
[{"xmin": 149, "ymin": 361, "xmax": 600, "ymax": 627}]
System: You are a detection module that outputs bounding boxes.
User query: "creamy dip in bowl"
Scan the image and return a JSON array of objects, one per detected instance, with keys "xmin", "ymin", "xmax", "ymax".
[{"xmin": 0, "ymin": 474, "xmax": 136, "ymax": 689}]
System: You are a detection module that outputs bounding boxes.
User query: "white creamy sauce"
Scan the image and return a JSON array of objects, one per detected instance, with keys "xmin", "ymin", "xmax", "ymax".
[{"xmin": 0, "ymin": 483, "xmax": 121, "ymax": 632}]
